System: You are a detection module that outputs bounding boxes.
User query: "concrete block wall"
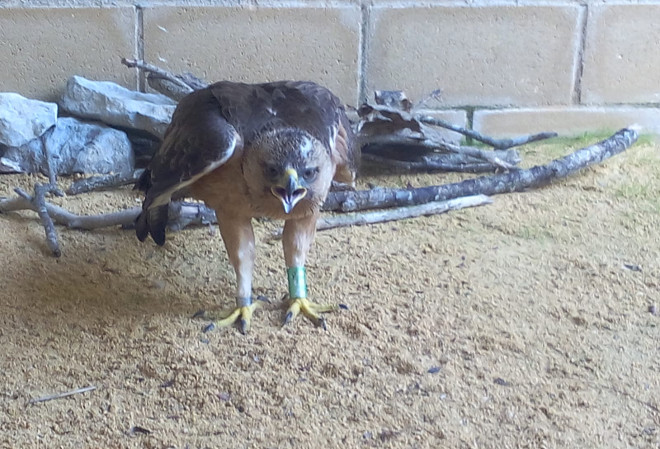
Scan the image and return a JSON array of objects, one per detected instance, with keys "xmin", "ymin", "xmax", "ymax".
[{"xmin": 1, "ymin": 0, "xmax": 660, "ymax": 137}]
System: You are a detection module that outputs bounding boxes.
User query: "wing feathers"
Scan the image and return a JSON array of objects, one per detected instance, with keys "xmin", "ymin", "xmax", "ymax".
[{"xmin": 135, "ymin": 88, "xmax": 239, "ymax": 244}]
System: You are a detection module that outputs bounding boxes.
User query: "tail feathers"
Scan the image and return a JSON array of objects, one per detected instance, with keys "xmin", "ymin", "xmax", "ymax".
[{"xmin": 135, "ymin": 203, "xmax": 169, "ymax": 246}]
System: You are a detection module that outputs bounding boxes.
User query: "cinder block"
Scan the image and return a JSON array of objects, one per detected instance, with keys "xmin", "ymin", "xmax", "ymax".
[
  {"xmin": 582, "ymin": 5, "xmax": 660, "ymax": 105},
  {"xmin": 473, "ymin": 107, "xmax": 660, "ymax": 137},
  {"xmin": 0, "ymin": 7, "xmax": 136, "ymax": 102},
  {"xmin": 143, "ymin": 5, "xmax": 361, "ymax": 105},
  {"xmin": 366, "ymin": 4, "xmax": 581, "ymax": 107}
]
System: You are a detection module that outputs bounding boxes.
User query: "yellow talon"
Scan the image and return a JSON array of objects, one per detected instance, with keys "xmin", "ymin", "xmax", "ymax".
[
  {"xmin": 212, "ymin": 301, "xmax": 262, "ymax": 334},
  {"xmin": 284, "ymin": 297, "xmax": 340, "ymax": 329}
]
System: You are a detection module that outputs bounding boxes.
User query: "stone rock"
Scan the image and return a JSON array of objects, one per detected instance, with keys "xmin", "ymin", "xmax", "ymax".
[
  {"xmin": 60, "ymin": 75, "xmax": 177, "ymax": 138},
  {"xmin": 0, "ymin": 93, "xmax": 58, "ymax": 147},
  {"xmin": 1, "ymin": 117, "xmax": 134, "ymax": 176}
]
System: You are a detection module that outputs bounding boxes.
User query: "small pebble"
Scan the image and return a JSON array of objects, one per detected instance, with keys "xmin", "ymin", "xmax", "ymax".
[
  {"xmin": 623, "ymin": 263, "xmax": 642, "ymax": 272},
  {"xmin": 427, "ymin": 366, "xmax": 441, "ymax": 374},
  {"xmin": 202, "ymin": 323, "xmax": 215, "ymax": 333},
  {"xmin": 159, "ymin": 379, "xmax": 175, "ymax": 388},
  {"xmin": 150, "ymin": 279, "xmax": 166, "ymax": 289},
  {"xmin": 494, "ymin": 377, "xmax": 510, "ymax": 386},
  {"xmin": 649, "ymin": 304, "xmax": 658, "ymax": 316}
]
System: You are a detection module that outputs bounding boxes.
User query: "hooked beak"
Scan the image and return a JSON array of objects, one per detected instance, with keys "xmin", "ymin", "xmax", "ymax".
[{"xmin": 271, "ymin": 168, "xmax": 307, "ymax": 214}]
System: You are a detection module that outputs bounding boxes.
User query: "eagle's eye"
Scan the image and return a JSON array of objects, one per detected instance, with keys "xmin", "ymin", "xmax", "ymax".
[
  {"xmin": 302, "ymin": 167, "xmax": 319, "ymax": 182},
  {"xmin": 265, "ymin": 165, "xmax": 279, "ymax": 179}
]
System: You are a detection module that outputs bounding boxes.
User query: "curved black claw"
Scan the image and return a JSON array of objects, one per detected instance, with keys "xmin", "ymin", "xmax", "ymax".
[
  {"xmin": 239, "ymin": 317, "xmax": 249, "ymax": 335},
  {"xmin": 256, "ymin": 295, "xmax": 272, "ymax": 304},
  {"xmin": 192, "ymin": 309, "xmax": 207, "ymax": 319}
]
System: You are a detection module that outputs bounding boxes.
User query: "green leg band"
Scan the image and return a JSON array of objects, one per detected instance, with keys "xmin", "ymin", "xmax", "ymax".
[{"xmin": 287, "ymin": 266, "xmax": 307, "ymax": 299}]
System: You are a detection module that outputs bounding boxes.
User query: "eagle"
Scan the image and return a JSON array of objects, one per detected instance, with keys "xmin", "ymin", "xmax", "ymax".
[{"xmin": 135, "ymin": 81, "xmax": 359, "ymax": 333}]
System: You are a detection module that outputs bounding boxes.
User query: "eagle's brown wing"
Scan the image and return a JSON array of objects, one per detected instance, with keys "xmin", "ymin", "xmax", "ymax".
[{"xmin": 135, "ymin": 88, "xmax": 240, "ymax": 245}]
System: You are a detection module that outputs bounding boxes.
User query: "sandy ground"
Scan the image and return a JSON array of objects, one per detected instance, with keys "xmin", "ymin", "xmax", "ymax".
[{"xmin": 0, "ymin": 137, "xmax": 659, "ymax": 449}]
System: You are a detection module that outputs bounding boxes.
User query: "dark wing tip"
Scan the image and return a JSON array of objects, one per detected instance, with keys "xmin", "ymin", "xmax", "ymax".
[{"xmin": 135, "ymin": 204, "xmax": 169, "ymax": 246}]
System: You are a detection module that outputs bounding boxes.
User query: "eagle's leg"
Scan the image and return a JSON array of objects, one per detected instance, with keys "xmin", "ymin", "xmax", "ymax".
[
  {"xmin": 282, "ymin": 214, "xmax": 339, "ymax": 329},
  {"xmin": 212, "ymin": 215, "xmax": 261, "ymax": 334}
]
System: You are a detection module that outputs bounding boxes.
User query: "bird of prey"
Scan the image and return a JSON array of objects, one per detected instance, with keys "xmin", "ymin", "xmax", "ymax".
[{"xmin": 135, "ymin": 81, "xmax": 359, "ymax": 333}]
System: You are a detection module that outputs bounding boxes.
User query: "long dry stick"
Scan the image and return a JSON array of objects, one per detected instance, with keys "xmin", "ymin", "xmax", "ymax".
[
  {"xmin": 416, "ymin": 114, "xmax": 558, "ymax": 150},
  {"xmin": 121, "ymin": 58, "xmax": 194, "ymax": 94},
  {"xmin": 67, "ymin": 169, "xmax": 145, "ymax": 195},
  {"xmin": 271, "ymin": 195, "xmax": 492, "ymax": 239},
  {"xmin": 362, "ymin": 153, "xmax": 498, "ymax": 174},
  {"xmin": 29, "ymin": 385, "xmax": 96, "ymax": 404},
  {"xmin": 324, "ymin": 126, "xmax": 640, "ymax": 212},
  {"xmin": 15, "ymin": 186, "xmax": 62, "ymax": 257},
  {"xmin": 1, "ymin": 195, "xmax": 140, "ymax": 229}
]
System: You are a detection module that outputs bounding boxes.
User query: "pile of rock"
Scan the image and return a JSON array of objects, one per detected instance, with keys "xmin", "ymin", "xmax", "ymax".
[{"xmin": 0, "ymin": 76, "xmax": 176, "ymax": 177}]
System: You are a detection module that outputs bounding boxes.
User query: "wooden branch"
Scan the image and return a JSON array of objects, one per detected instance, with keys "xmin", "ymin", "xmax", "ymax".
[
  {"xmin": 1, "ymin": 194, "xmax": 140, "ymax": 230},
  {"xmin": 167, "ymin": 201, "xmax": 217, "ymax": 231},
  {"xmin": 271, "ymin": 195, "xmax": 492, "ymax": 239},
  {"xmin": 174, "ymin": 72, "xmax": 208, "ymax": 91},
  {"xmin": 416, "ymin": 114, "xmax": 558, "ymax": 150},
  {"xmin": 357, "ymin": 103, "xmax": 523, "ymax": 170},
  {"xmin": 67, "ymin": 169, "xmax": 145, "ymax": 195},
  {"xmin": 0, "ymin": 196, "xmax": 218, "ymax": 232},
  {"xmin": 29, "ymin": 385, "xmax": 96, "ymax": 404},
  {"xmin": 370, "ymin": 90, "xmax": 556, "ymax": 150},
  {"xmin": 15, "ymin": 185, "xmax": 61, "ymax": 257},
  {"xmin": 323, "ymin": 126, "xmax": 639, "ymax": 212},
  {"xmin": 426, "ymin": 136, "xmax": 518, "ymax": 170},
  {"xmin": 41, "ymin": 135, "xmax": 64, "ymax": 197},
  {"xmin": 121, "ymin": 58, "xmax": 208, "ymax": 100},
  {"xmin": 362, "ymin": 153, "xmax": 500, "ymax": 174},
  {"xmin": 121, "ymin": 58, "xmax": 194, "ymax": 94},
  {"xmin": 146, "ymin": 76, "xmax": 195, "ymax": 102},
  {"xmin": 360, "ymin": 134, "xmax": 520, "ymax": 169}
]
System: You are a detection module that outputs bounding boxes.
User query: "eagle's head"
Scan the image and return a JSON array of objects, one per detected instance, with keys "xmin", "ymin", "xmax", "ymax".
[{"xmin": 243, "ymin": 128, "xmax": 334, "ymax": 217}]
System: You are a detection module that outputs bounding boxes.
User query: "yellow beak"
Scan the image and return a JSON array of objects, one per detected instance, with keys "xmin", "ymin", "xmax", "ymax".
[{"xmin": 271, "ymin": 168, "xmax": 307, "ymax": 214}]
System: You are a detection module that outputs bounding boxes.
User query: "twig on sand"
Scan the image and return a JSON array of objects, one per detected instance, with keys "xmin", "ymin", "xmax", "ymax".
[
  {"xmin": 29, "ymin": 385, "xmax": 96, "ymax": 404},
  {"xmin": 67, "ymin": 169, "xmax": 145, "ymax": 195},
  {"xmin": 324, "ymin": 126, "xmax": 640, "ymax": 212},
  {"xmin": 0, "ymin": 198, "xmax": 217, "ymax": 232},
  {"xmin": 416, "ymin": 114, "xmax": 557, "ymax": 150},
  {"xmin": 15, "ymin": 185, "xmax": 62, "ymax": 257},
  {"xmin": 2, "ymin": 192, "xmax": 140, "ymax": 230},
  {"xmin": 270, "ymin": 195, "xmax": 492, "ymax": 239}
]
